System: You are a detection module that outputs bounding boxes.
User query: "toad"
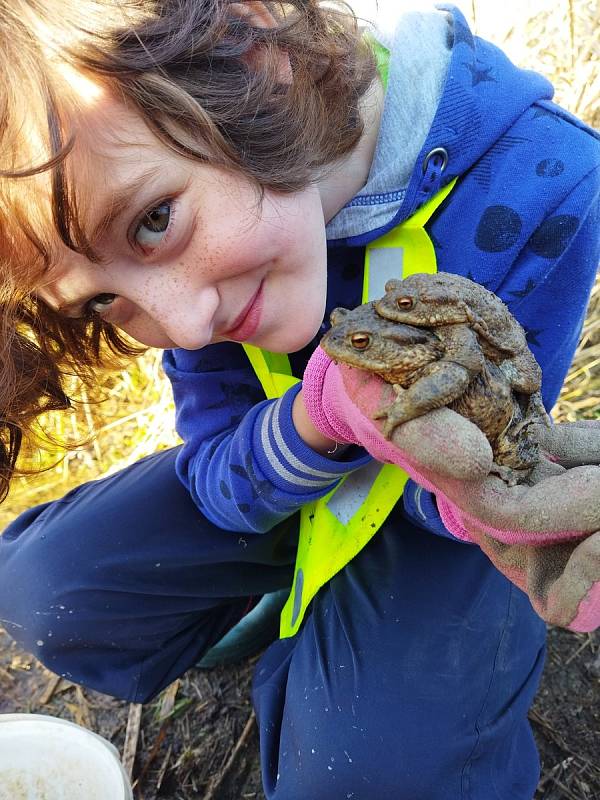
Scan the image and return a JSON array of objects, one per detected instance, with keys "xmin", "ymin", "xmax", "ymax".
[
  {"xmin": 323, "ymin": 303, "xmax": 446, "ymax": 385},
  {"xmin": 321, "ymin": 302, "xmax": 540, "ymax": 484},
  {"xmin": 375, "ymin": 272, "xmax": 543, "ymax": 399}
]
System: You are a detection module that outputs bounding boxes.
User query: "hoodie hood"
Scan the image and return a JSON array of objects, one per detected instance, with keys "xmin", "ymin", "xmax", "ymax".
[{"xmin": 326, "ymin": 4, "xmax": 554, "ymax": 244}]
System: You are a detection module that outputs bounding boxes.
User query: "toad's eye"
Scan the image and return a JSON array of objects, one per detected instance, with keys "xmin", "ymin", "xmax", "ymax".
[
  {"xmin": 396, "ymin": 296, "xmax": 414, "ymax": 310},
  {"xmin": 350, "ymin": 333, "xmax": 371, "ymax": 350},
  {"xmin": 135, "ymin": 202, "xmax": 171, "ymax": 250}
]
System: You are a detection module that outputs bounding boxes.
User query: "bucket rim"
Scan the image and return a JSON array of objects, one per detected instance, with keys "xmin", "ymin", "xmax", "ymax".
[{"xmin": 0, "ymin": 712, "xmax": 133, "ymax": 799}]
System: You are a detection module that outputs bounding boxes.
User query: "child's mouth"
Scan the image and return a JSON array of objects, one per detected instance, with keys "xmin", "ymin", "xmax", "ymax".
[{"xmin": 223, "ymin": 281, "xmax": 264, "ymax": 342}]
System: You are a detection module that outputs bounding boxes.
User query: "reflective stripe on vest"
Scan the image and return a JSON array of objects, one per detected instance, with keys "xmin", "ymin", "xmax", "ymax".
[{"xmin": 242, "ymin": 177, "xmax": 457, "ymax": 637}]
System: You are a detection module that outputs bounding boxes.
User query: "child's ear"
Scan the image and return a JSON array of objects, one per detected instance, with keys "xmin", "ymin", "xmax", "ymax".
[{"xmin": 230, "ymin": 1, "xmax": 293, "ymax": 84}]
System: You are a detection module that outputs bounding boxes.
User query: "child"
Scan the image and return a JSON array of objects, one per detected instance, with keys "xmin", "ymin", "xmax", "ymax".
[{"xmin": 0, "ymin": 1, "xmax": 599, "ymax": 797}]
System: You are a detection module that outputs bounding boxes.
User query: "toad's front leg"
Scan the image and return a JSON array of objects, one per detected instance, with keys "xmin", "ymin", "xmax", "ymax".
[{"xmin": 374, "ymin": 361, "xmax": 472, "ymax": 438}]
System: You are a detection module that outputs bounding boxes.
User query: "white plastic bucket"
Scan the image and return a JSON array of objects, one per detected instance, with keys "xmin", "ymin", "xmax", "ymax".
[{"xmin": 0, "ymin": 713, "xmax": 133, "ymax": 800}]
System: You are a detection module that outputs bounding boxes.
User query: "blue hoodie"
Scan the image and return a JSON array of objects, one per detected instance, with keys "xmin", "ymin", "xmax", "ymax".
[{"xmin": 162, "ymin": 4, "xmax": 600, "ymax": 537}]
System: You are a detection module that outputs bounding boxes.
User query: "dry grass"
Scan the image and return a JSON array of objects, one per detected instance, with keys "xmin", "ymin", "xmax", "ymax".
[
  {"xmin": 0, "ymin": 350, "xmax": 179, "ymax": 528},
  {"xmin": 557, "ymin": 281, "xmax": 600, "ymax": 421},
  {"xmin": 0, "ymin": 0, "xmax": 598, "ymax": 530}
]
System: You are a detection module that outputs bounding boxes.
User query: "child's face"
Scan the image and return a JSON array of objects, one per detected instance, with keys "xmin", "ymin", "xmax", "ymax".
[{"xmin": 39, "ymin": 94, "xmax": 328, "ymax": 353}]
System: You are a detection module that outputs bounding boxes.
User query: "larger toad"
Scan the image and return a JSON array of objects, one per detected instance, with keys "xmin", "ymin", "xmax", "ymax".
[
  {"xmin": 321, "ymin": 301, "xmax": 540, "ymax": 484},
  {"xmin": 375, "ymin": 272, "xmax": 542, "ymax": 398}
]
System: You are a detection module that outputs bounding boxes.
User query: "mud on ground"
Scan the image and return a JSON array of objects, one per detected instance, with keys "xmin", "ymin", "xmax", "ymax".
[{"xmin": 0, "ymin": 626, "xmax": 598, "ymax": 799}]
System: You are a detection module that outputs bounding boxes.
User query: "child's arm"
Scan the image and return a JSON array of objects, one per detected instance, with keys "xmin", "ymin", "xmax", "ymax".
[{"xmin": 162, "ymin": 343, "xmax": 371, "ymax": 534}]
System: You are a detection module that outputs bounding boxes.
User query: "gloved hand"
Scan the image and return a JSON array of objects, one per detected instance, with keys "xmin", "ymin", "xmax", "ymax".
[
  {"xmin": 468, "ymin": 522, "xmax": 600, "ymax": 633},
  {"xmin": 302, "ymin": 347, "xmax": 600, "ymax": 631}
]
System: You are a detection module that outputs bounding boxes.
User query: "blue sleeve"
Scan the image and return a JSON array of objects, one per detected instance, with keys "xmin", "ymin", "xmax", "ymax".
[
  {"xmin": 410, "ymin": 164, "xmax": 600, "ymax": 540},
  {"xmin": 162, "ymin": 344, "xmax": 371, "ymax": 534}
]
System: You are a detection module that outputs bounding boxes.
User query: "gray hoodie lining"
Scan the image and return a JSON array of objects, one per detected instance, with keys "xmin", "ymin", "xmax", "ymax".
[{"xmin": 326, "ymin": 8, "xmax": 452, "ymax": 241}]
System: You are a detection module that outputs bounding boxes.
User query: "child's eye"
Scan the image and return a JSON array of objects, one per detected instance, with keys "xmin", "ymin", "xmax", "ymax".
[
  {"xmin": 134, "ymin": 201, "xmax": 172, "ymax": 251},
  {"xmin": 87, "ymin": 293, "xmax": 117, "ymax": 315}
]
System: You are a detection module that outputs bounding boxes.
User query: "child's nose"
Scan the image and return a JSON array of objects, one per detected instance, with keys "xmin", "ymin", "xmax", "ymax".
[{"xmin": 140, "ymin": 282, "xmax": 219, "ymax": 350}]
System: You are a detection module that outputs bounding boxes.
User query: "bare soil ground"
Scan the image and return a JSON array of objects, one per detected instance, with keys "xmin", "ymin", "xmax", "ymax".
[{"xmin": 0, "ymin": 624, "xmax": 598, "ymax": 799}]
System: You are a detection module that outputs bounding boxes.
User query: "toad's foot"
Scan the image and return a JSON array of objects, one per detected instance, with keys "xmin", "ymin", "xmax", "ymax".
[
  {"xmin": 499, "ymin": 352, "xmax": 542, "ymax": 395},
  {"xmin": 490, "ymin": 462, "xmax": 531, "ymax": 486},
  {"xmin": 506, "ymin": 392, "xmax": 550, "ymax": 439},
  {"xmin": 374, "ymin": 362, "xmax": 473, "ymax": 438},
  {"xmin": 374, "ymin": 389, "xmax": 422, "ymax": 438},
  {"xmin": 526, "ymin": 392, "xmax": 551, "ymax": 427}
]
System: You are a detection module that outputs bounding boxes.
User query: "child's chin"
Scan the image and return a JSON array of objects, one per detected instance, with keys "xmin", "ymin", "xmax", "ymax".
[{"xmin": 259, "ymin": 322, "xmax": 322, "ymax": 355}]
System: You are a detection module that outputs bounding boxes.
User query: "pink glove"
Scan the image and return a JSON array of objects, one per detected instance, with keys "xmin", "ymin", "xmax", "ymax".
[
  {"xmin": 302, "ymin": 346, "xmax": 495, "ymax": 486},
  {"xmin": 302, "ymin": 347, "xmax": 600, "ymax": 632}
]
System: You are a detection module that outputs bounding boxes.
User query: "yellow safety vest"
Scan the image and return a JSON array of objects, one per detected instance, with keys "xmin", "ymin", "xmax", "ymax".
[{"xmin": 243, "ymin": 177, "xmax": 456, "ymax": 637}]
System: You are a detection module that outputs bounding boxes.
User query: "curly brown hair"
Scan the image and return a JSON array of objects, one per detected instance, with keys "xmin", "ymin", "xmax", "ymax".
[{"xmin": 0, "ymin": 0, "xmax": 376, "ymax": 497}]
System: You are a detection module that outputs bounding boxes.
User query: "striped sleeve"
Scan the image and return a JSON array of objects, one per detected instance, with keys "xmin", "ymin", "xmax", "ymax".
[
  {"xmin": 163, "ymin": 347, "xmax": 370, "ymax": 534},
  {"xmin": 252, "ymin": 383, "xmax": 371, "ymax": 497}
]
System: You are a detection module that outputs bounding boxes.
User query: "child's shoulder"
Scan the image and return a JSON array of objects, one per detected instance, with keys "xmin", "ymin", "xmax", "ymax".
[
  {"xmin": 464, "ymin": 100, "xmax": 600, "ymax": 215},
  {"xmin": 515, "ymin": 99, "xmax": 600, "ymax": 159},
  {"xmin": 434, "ymin": 98, "xmax": 599, "ymax": 295}
]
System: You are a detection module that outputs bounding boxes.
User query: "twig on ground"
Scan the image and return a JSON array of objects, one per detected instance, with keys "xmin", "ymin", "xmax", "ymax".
[
  {"xmin": 36, "ymin": 674, "xmax": 63, "ymax": 707},
  {"xmin": 537, "ymin": 759, "xmax": 569, "ymax": 792},
  {"xmin": 155, "ymin": 744, "xmax": 173, "ymax": 793},
  {"xmin": 75, "ymin": 686, "xmax": 93, "ymax": 729},
  {"xmin": 133, "ymin": 724, "xmax": 169, "ymax": 792},
  {"xmin": 203, "ymin": 710, "xmax": 256, "ymax": 800},
  {"xmin": 64, "ymin": 686, "xmax": 94, "ymax": 729},
  {"xmin": 544, "ymin": 774, "xmax": 587, "ymax": 800},
  {"xmin": 530, "ymin": 707, "xmax": 600, "ymax": 800},
  {"xmin": 122, "ymin": 703, "xmax": 143, "ymax": 781},
  {"xmin": 158, "ymin": 679, "xmax": 181, "ymax": 722},
  {"xmin": 565, "ymin": 635, "xmax": 593, "ymax": 665},
  {"xmin": 529, "ymin": 707, "xmax": 573, "ymax": 755}
]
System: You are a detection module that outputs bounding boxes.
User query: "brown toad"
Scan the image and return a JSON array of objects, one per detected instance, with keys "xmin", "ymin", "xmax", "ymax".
[
  {"xmin": 321, "ymin": 302, "xmax": 540, "ymax": 484},
  {"xmin": 375, "ymin": 272, "xmax": 543, "ymax": 401}
]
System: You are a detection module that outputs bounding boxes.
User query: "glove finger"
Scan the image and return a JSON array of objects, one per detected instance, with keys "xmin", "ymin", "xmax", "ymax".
[
  {"xmin": 544, "ymin": 531, "xmax": 600, "ymax": 632},
  {"xmin": 530, "ymin": 420, "xmax": 600, "ymax": 467},
  {"xmin": 389, "ymin": 408, "xmax": 493, "ymax": 482},
  {"xmin": 453, "ymin": 465, "xmax": 600, "ymax": 544},
  {"xmin": 474, "ymin": 531, "xmax": 600, "ymax": 632},
  {"xmin": 527, "ymin": 457, "xmax": 567, "ymax": 484}
]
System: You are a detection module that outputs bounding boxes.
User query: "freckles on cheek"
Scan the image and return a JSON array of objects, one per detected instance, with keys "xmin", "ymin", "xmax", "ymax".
[
  {"xmin": 177, "ymin": 259, "xmax": 203, "ymax": 282},
  {"xmin": 186, "ymin": 235, "xmax": 224, "ymax": 276},
  {"xmin": 122, "ymin": 316, "xmax": 172, "ymax": 348}
]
